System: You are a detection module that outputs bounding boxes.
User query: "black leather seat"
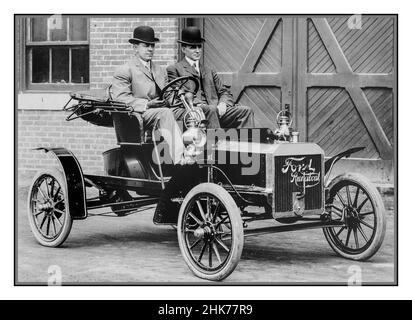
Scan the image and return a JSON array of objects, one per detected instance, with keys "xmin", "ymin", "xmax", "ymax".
[{"xmin": 112, "ymin": 113, "xmax": 147, "ymax": 145}]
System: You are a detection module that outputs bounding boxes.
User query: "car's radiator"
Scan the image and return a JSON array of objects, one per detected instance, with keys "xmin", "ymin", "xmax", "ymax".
[{"xmin": 274, "ymin": 154, "xmax": 323, "ymax": 214}]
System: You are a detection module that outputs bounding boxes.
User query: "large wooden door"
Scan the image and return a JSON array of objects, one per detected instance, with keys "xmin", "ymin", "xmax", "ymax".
[
  {"xmin": 191, "ymin": 15, "xmax": 395, "ymax": 164},
  {"xmin": 195, "ymin": 17, "xmax": 293, "ymax": 129},
  {"xmin": 297, "ymin": 16, "xmax": 395, "ymax": 161}
]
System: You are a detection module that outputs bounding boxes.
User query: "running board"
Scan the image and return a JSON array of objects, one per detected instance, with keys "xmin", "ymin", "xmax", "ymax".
[
  {"xmin": 85, "ymin": 174, "xmax": 165, "ymax": 196},
  {"xmin": 241, "ymin": 221, "xmax": 345, "ymax": 238},
  {"xmin": 87, "ymin": 196, "xmax": 159, "ymax": 210}
]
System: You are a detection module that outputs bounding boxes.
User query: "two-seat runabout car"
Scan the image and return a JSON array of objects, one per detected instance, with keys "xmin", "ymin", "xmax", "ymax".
[{"xmin": 27, "ymin": 76, "xmax": 386, "ymax": 281}]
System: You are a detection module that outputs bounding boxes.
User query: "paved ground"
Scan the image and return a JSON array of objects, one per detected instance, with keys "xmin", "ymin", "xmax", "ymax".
[{"xmin": 16, "ymin": 173, "xmax": 396, "ymax": 285}]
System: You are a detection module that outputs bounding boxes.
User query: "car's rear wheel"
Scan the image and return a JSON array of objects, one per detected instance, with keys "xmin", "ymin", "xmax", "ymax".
[
  {"xmin": 27, "ymin": 169, "xmax": 73, "ymax": 247},
  {"xmin": 177, "ymin": 183, "xmax": 244, "ymax": 281},
  {"xmin": 323, "ymin": 173, "xmax": 386, "ymax": 261}
]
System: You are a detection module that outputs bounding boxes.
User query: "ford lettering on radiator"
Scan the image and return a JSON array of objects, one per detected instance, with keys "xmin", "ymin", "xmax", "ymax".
[{"xmin": 281, "ymin": 157, "xmax": 321, "ymax": 188}]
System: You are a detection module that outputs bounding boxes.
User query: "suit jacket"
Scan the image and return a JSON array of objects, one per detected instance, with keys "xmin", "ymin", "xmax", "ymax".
[
  {"xmin": 166, "ymin": 58, "xmax": 234, "ymax": 108},
  {"xmin": 111, "ymin": 57, "xmax": 168, "ymax": 113}
]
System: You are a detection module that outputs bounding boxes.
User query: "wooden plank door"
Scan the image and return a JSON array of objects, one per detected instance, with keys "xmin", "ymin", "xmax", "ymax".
[
  {"xmin": 191, "ymin": 15, "xmax": 395, "ymax": 163},
  {"xmin": 296, "ymin": 16, "xmax": 396, "ymax": 161},
  {"xmin": 193, "ymin": 16, "xmax": 294, "ymax": 129}
]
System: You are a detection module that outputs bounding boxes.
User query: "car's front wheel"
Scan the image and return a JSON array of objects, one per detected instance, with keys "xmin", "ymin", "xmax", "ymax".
[
  {"xmin": 323, "ymin": 173, "xmax": 386, "ymax": 261},
  {"xmin": 177, "ymin": 183, "xmax": 244, "ymax": 281}
]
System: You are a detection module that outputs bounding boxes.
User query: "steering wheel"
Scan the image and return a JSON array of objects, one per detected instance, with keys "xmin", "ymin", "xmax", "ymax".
[{"xmin": 160, "ymin": 76, "xmax": 199, "ymax": 108}]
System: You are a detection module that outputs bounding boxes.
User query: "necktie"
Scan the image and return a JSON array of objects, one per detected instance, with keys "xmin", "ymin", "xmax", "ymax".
[
  {"xmin": 150, "ymin": 66, "xmax": 162, "ymax": 97},
  {"xmin": 193, "ymin": 62, "xmax": 199, "ymax": 74},
  {"xmin": 193, "ymin": 63, "xmax": 207, "ymax": 103}
]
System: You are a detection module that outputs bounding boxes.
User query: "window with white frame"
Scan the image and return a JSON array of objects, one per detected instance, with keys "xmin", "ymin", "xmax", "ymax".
[{"xmin": 25, "ymin": 15, "xmax": 89, "ymax": 90}]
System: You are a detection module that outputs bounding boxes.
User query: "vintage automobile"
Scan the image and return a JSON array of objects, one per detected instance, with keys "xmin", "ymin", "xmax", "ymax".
[{"xmin": 27, "ymin": 76, "xmax": 386, "ymax": 281}]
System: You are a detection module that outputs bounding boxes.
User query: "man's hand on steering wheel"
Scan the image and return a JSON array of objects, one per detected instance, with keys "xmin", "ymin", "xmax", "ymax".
[{"xmin": 147, "ymin": 97, "xmax": 170, "ymax": 109}]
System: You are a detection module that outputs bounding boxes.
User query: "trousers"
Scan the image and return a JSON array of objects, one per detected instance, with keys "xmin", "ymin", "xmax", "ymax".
[
  {"xmin": 171, "ymin": 104, "xmax": 220, "ymax": 129},
  {"xmin": 141, "ymin": 107, "xmax": 185, "ymax": 164},
  {"xmin": 218, "ymin": 105, "xmax": 255, "ymax": 128},
  {"xmin": 171, "ymin": 104, "xmax": 255, "ymax": 129}
]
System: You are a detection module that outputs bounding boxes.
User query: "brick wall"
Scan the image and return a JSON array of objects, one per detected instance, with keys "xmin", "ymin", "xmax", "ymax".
[
  {"xmin": 18, "ymin": 110, "xmax": 118, "ymax": 175},
  {"xmin": 18, "ymin": 16, "xmax": 180, "ymax": 176},
  {"xmin": 89, "ymin": 17, "xmax": 179, "ymax": 89}
]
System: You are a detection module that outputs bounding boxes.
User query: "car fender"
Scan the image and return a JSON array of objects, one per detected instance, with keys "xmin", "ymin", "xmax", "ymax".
[
  {"xmin": 34, "ymin": 147, "xmax": 87, "ymax": 219},
  {"xmin": 325, "ymin": 147, "xmax": 365, "ymax": 176}
]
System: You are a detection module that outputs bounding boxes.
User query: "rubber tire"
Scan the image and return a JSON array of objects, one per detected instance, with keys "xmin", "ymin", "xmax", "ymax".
[
  {"xmin": 27, "ymin": 168, "xmax": 73, "ymax": 247},
  {"xmin": 177, "ymin": 183, "xmax": 244, "ymax": 281},
  {"xmin": 323, "ymin": 173, "xmax": 386, "ymax": 261}
]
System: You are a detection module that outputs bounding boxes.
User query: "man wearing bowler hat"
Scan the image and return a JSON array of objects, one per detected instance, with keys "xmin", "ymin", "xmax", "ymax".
[
  {"xmin": 111, "ymin": 25, "xmax": 188, "ymax": 165},
  {"xmin": 111, "ymin": 25, "xmax": 195, "ymax": 224},
  {"xmin": 167, "ymin": 26, "xmax": 255, "ymax": 129}
]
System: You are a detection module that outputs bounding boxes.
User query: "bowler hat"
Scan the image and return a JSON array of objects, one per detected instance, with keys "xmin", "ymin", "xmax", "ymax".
[
  {"xmin": 177, "ymin": 26, "xmax": 205, "ymax": 45},
  {"xmin": 129, "ymin": 26, "xmax": 159, "ymax": 45}
]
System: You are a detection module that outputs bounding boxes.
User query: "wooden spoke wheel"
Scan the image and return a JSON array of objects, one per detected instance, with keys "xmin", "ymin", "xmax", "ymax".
[
  {"xmin": 177, "ymin": 183, "xmax": 244, "ymax": 281},
  {"xmin": 323, "ymin": 173, "xmax": 386, "ymax": 261},
  {"xmin": 27, "ymin": 169, "xmax": 73, "ymax": 247}
]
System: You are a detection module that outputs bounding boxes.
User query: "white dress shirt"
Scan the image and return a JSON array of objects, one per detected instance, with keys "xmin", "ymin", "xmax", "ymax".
[
  {"xmin": 139, "ymin": 58, "xmax": 151, "ymax": 71},
  {"xmin": 185, "ymin": 56, "xmax": 200, "ymax": 74}
]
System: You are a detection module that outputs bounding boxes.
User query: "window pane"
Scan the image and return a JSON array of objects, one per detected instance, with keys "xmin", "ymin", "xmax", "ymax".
[
  {"xmin": 50, "ymin": 17, "xmax": 68, "ymax": 41},
  {"xmin": 71, "ymin": 48, "xmax": 89, "ymax": 83},
  {"xmin": 52, "ymin": 48, "xmax": 69, "ymax": 83},
  {"xmin": 32, "ymin": 47, "xmax": 49, "ymax": 83},
  {"xmin": 31, "ymin": 17, "xmax": 48, "ymax": 42},
  {"xmin": 69, "ymin": 17, "xmax": 88, "ymax": 41}
]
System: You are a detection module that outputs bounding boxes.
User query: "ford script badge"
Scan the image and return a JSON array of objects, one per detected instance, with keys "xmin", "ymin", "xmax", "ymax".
[{"xmin": 281, "ymin": 157, "xmax": 321, "ymax": 188}]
